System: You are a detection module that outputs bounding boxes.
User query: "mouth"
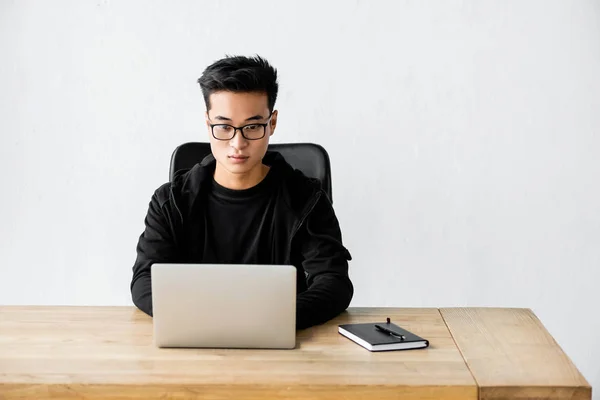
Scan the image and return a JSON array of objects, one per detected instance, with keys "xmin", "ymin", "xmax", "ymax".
[{"xmin": 228, "ymin": 155, "xmax": 250, "ymax": 164}]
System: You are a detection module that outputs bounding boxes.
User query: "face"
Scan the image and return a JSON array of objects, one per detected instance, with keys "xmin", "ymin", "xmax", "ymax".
[{"xmin": 205, "ymin": 91, "xmax": 277, "ymax": 177}]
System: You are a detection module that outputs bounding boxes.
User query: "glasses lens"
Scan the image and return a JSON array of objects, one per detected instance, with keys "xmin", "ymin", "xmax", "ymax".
[
  {"xmin": 213, "ymin": 125, "xmax": 234, "ymax": 140},
  {"xmin": 242, "ymin": 124, "xmax": 265, "ymax": 140}
]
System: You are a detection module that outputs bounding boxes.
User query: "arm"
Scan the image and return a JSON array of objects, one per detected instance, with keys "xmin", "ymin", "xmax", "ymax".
[
  {"xmin": 131, "ymin": 184, "xmax": 180, "ymax": 316},
  {"xmin": 295, "ymin": 194, "xmax": 354, "ymax": 329}
]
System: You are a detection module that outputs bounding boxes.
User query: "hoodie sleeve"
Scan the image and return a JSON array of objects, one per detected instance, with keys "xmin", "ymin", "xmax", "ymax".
[
  {"xmin": 130, "ymin": 184, "xmax": 181, "ymax": 316},
  {"xmin": 295, "ymin": 193, "xmax": 354, "ymax": 329}
]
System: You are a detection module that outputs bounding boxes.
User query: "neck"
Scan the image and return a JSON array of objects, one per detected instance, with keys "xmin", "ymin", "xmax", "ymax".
[{"xmin": 214, "ymin": 163, "xmax": 270, "ymax": 190}]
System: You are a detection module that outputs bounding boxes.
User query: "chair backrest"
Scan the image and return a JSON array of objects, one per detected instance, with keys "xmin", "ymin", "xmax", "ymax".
[{"xmin": 169, "ymin": 142, "xmax": 333, "ymax": 202}]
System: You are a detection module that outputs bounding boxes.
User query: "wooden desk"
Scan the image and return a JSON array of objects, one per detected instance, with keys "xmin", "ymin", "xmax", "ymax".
[
  {"xmin": 441, "ymin": 308, "xmax": 591, "ymax": 400},
  {"xmin": 0, "ymin": 307, "xmax": 590, "ymax": 399}
]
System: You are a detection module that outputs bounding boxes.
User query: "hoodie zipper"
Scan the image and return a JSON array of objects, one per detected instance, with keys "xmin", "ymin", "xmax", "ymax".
[
  {"xmin": 170, "ymin": 186, "xmax": 184, "ymax": 225},
  {"xmin": 287, "ymin": 190, "xmax": 322, "ymax": 255}
]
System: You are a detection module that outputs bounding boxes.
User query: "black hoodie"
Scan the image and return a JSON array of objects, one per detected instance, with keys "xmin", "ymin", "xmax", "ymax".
[{"xmin": 130, "ymin": 151, "xmax": 353, "ymax": 329}]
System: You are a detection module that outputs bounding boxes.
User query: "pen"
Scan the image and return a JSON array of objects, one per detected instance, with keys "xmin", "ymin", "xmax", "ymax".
[{"xmin": 374, "ymin": 324, "xmax": 406, "ymax": 340}]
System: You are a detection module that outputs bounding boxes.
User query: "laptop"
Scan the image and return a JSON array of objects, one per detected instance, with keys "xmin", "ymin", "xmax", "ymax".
[{"xmin": 150, "ymin": 263, "xmax": 297, "ymax": 349}]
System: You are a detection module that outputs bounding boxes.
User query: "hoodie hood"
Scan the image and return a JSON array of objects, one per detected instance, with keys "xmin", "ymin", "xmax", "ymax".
[{"xmin": 170, "ymin": 151, "xmax": 323, "ymax": 220}]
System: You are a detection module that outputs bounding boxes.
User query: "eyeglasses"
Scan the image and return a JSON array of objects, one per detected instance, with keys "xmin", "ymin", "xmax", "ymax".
[{"xmin": 208, "ymin": 114, "xmax": 273, "ymax": 141}]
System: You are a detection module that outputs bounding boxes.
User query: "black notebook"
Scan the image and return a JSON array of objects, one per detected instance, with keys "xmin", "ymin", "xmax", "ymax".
[{"xmin": 338, "ymin": 320, "xmax": 429, "ymax": 352}]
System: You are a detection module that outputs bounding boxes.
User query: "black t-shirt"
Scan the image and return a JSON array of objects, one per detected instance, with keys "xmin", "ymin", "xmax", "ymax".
[{"xmin": 202, "ymin": 168, "xmax": 279, "ymax": 263}]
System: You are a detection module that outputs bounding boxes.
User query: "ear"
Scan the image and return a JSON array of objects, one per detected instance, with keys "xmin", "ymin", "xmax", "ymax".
[{"xmin": 269, "ymin": 110, "xmax": 278, "ymax": 136}]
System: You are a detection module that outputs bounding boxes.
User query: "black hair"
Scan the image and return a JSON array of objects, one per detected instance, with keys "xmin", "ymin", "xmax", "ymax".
[{"xmin": 198, "ymin": 55, "xmax": 279, "ymax": 113}]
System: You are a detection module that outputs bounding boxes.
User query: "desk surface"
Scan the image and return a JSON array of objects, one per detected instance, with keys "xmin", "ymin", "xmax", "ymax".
[
  {"xmin": 441, "ymin": 308, "xmax": 591, "ymax": 400},
  {"xmin": 0, "ymin": 306, "xmax": 590, "ymax": 400}
]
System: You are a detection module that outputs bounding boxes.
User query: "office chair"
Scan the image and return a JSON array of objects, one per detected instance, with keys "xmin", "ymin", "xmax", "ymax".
[{"xmin": 169, "ymin": 142, "xmax": 333, "ymax": 202}]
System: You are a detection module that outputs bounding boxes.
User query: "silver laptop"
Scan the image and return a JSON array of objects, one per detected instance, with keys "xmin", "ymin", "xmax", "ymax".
[{"xmin": 151, "ymin": 263, "xmax": 296, "ymax": 349}]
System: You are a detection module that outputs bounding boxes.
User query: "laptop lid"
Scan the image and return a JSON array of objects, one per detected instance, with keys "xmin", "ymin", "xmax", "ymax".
[{"xmin": 151, "ymin": 263, "xmax": 296, "ymax": 349}]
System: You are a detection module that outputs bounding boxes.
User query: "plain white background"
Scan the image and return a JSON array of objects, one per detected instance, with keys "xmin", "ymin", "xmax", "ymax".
[{"xmin": 1, "ymin": 0, "xmax": 599, "ymax": 393}]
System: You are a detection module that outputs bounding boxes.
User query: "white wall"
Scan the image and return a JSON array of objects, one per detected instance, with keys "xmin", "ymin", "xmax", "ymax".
[{"xmin": 1, "ymin": 0, "xmax": 599, "ymax": 393}]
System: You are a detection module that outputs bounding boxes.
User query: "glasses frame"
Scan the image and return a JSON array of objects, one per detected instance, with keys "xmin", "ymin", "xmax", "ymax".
[{"xmin": 208, "ymin": 113, "xmax": 273, "ymax": 141}]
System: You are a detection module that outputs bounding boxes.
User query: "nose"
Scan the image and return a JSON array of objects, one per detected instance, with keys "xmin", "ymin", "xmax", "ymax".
[{"xmin": 229, "ymin": 128, "xmax": 248, "ymax": 151}]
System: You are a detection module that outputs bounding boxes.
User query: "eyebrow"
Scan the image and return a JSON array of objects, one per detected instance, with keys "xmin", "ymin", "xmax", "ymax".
[{"xmin": 213, "ymin": 114, "xmax": 266, "ymax": 122}]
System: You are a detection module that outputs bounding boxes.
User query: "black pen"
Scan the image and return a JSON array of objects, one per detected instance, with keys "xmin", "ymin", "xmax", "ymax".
[{"xmin": 374, "ymin": 324, "xmax": 406, "ymax": 340}]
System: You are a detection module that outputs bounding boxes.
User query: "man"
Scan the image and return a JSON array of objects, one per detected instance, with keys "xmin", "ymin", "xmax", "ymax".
[{"xmin": 130, "ymin": 55, "xmax": 353, "ymax": 329}]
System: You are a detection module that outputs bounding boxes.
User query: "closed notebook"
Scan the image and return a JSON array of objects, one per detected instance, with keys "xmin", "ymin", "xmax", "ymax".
[{"xmin": 338, "ymin": 321, "xmax": 429, "ymax": 352}]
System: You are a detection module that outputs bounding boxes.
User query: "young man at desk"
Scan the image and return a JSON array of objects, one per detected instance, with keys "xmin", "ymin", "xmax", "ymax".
[{"xmin": 130, "ymin": 55, "xmax": 353, "ymax": 329}]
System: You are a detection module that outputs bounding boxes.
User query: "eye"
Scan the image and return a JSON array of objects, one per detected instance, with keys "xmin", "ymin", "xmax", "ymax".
[
  {"xmin": 243, "ymin": 124, "xmax": 261, "ymax": 132},
  {"xmin": 214, "ymin": 124, "xmax": 233, "ymax": 133}
]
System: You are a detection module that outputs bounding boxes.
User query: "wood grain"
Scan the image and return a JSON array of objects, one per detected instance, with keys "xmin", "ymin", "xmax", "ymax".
[
  {"xmin": 440, "ymin": 307, "xmax": 591, "ymax": 400},
  {"xmin": 0, "ymin": 306, "xmax": 477, "ymax": 400}
]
